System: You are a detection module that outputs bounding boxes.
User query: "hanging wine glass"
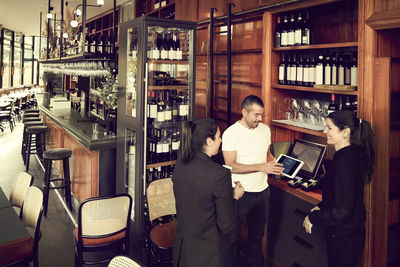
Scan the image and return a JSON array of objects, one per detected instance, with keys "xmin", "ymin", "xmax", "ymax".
[
  {"xmin": 290, "ymin": 98, "xmax": 301, "ymax": 121},
  {"xmin": 284, "ymin": 98, "xmax": 293, "ymax": 120}
]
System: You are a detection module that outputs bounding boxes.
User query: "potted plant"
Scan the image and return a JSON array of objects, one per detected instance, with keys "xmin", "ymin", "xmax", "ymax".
[{"xmin": 99, "ymin": 71, "xmax": 119, "ymax": 134}]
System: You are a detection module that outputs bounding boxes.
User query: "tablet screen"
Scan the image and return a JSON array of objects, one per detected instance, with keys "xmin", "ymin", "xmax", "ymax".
[{"xmin": 277, "ymin": 155, "xmax": 302, "ymax": 177}]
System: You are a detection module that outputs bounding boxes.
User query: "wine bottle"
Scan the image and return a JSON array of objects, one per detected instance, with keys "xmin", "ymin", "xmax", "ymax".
[
  {"xmin": 324, "ymin": 53, "xmax": 331, "ymax": 85},
  {"xmin": 328, "ymin": 94, "xmax": 337, "ymax": 114},
  {"xmin": 281, "ymin": 15, "xmax": 288, "ymax": 47},
  {"xmin": 338, "ymin": 54, "xmax": 345, "ymax": 85},
  {"xmin": 344, "ymin": 55, "xmax": 351, "ymax": 85},
  {"xmin": 303, "ymin": 53, "xmax": 310, "ymax": 87},
  {"xmin": 350, "ymin": 52, "xmax": 358, "ymax": 87},
  {"xmin": 275, "ymin": 16, "xmax": 281, "ymax": 48},
  {"xmin": 278, "ymin": 53, "xmax": 286, "ymax": 85},
  {"xmin": 331, "ymin": 53, "xmax": 338, "ymax": 85},
  {"xmin": 168, "ymin": 32, "xmax": 176, "ymax": 60},
  {"xmin": 315, "ymin": 53, "xmax": 324, "ymax": 85},
  {"xmin": 308, "ymin": 53, "xmax": 316, "ymax": 87},
  {"xmin": 164, "ymin": 90, "xmax": 172, "ymax": 122},
  {"xmin": 338, "ymin": 95, "xmax": 343, "ymax": 110},
  {"xmin": 149, "ymin": 90, "xmax": 158, "ymax": 124},
  {"xmin": 156, "ymin": 90, "xmax": 166, "ymax": 123},
  {"xmin": 178, "ymin": 91, "xmax": 187, "ymax": 121},
  {"xmin": 344, "ymin": 96, "xmax": 352, "ymax": 110},
  {"xmin": 290, "ymin": 53, "xmax": 297, "ymax": 85},
  {"xmin": 160, "ymin": 32, "xmax": 169, "ymax": 60},
  {"xmin": 171, "ymin": 128, "xmax": 180, "ymax": 160},
  {"xmin": 161, "ymin": 129, "xmax": 170, "ymax": 162},
  {"xmin": 175, "ymin": 32, "xmax": 182, "ymax": 60},
  {"xmin": 154, "ymin": 0, "xmax": 160, "ymax": 9},
  {"xmin": 296, "ymin": 53, "xmax": 303, "ymax": 86},
  {"xmin": 294, "ymin": 13, "xmax": 302, "ymax": 46},
  {"xmin": 171, "ymin": 89, "xmax": 179, "ymax": 122},
  {"xmin": 85, "ymin": 28, "xmax": 90, "ymax": 54},
  {"xmin": 302, "ymin": 11, "xmax": 311, "ymax": 45},
  {"xmin": 288, "ymin": 14, "xmax": 295, "ymax": 46},
  {"xmin": 90, "ymin": 29, "xmax": 97, "ymax": 54},
  {"xmin": 286, "ymin": 53, "xmax": 292, "ymax": 85}
]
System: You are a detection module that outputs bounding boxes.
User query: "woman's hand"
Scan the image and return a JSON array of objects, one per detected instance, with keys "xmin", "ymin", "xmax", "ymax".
[
  {"xmin": 303, "ymin": 215, "xmax": 313, "ymax": 234},
  {"xmin": 233, "ymin": 181, "xmax": 244, "ymax": 200}
]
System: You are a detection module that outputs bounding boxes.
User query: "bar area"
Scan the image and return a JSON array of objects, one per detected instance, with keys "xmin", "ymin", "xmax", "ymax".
[{"xmin": 0, "ymin": 0, "xmax": 400, "ymax": 266}]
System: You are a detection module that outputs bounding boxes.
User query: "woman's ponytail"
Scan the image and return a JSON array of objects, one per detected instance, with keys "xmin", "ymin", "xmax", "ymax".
[{"xmin": 178, "ymin": 121, "xmax": 194, "ymax": 164}]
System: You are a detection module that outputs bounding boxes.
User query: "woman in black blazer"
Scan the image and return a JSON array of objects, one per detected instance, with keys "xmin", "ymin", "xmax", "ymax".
[
  {"xmin": 303, "ymin": 110, "xmax": 375, "ymax": 267},
  {"xmin": 172, "ymin": 118, "xmax": 244, "ymax": 267}
]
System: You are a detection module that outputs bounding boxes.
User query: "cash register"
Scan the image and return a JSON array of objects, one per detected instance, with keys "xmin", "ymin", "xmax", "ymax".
[{"xmin": 284, "ymin": 139, "xmax": 327, "ymax": 191}]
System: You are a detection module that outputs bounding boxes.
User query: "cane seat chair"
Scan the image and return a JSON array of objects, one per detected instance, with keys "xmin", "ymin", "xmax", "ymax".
[
  {"xmin": 74, "ymin": 194, "xmax": 133, "ymax": 267},
  {"xmin": 4, "ymin": 186, "xmax": 44, "ymax": 267},
  {"xmin": 9, "ymin": 171, "xmax": 34, "ymax": 216},
  {"xmin": 108, "ymin": 256, "xmax": 142, "ymax": 267},
  {"xmin": 146, "ymin": 178, "xmax": 178, "ymax": 264}
]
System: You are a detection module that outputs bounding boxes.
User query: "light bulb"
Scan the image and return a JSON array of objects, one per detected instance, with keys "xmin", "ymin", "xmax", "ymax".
[
  {"xmin": 63, "ymin": 32, "xmax": 68, "ymax": 39},
  {"xmin": 74, "ymin": 9, "xmax": 82, "ymax": 17},
  {"xmin": 70, "ymin": 20, "xmax": 78, "ymax": 28},
  {"xmin": 47, "ymin": 13, "xmax": 53, "ymax": 19},
  {"xmin": 97, "ymin": 0, "xmax": 104, "ymax": 6}
]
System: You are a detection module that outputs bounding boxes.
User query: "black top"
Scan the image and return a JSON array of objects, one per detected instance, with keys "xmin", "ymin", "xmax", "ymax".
[
  {"xmin": 172, "ymin": 152, "xmax": 236, "ymax": 267},
  {"xmin": 309, "ymin": 145, "xmax": 366, "ymax": 232}
]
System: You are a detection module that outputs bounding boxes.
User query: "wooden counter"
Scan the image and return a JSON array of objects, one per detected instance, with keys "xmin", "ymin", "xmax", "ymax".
[{"xmin": 39, "ymin": 104, "xmax": 116, "ymax": 204}]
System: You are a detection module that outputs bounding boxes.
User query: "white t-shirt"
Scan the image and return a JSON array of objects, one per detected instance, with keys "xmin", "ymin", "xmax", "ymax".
[{"xmin": 222, "ymin": 121, "xmax": 271, "ymax": 192}]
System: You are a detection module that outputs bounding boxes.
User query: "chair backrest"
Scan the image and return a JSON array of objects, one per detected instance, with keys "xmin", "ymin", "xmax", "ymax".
[
  {"xmin": 146, "ymin": 178, "xmax": 176, "ymax": 222},
  {"xmin": 108, "ymin": 256, "xmax": 141, "ymax": 267},
  {"xmin": 21, "ymin": 186, "xmax": 44, "ymax": 248},
  {"xmin": 9, "ymin": 172, "xmax": 34, "ymax": 208},
  {"xmin": 78, "ymin": 194, "xmax": 132, "ymax": 239}
]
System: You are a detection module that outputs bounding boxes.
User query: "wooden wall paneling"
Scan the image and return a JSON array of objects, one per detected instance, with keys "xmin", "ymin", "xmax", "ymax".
[
  {"xmin": 63, "ymin": 131, "xmax": 99, "ymax": 203},
  {"xmin": 175, "ymin": 0, "xmax": 199, "ymax": 21},
  {"xmin": 198, "ymin": 0, "xmax": 226, "ymax": 22},
  {"xmin": 232, "ymin": 20, "xmax": 263, "ymax": 51},
  {"xmin": 377, "ymin": 28, "xmax": 400, "ymax": 57},
  {"xmin": 196, "ymin": 27, "xmax": 209, "ymax": 55}
]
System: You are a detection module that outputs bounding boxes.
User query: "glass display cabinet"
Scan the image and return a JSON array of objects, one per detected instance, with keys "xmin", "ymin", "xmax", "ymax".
[{"xmin": 116, "ymin": 16, "xmax": 196, "ymax": 253}]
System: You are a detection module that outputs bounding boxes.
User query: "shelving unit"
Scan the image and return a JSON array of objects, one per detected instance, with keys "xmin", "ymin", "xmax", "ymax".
[{"xmin": 136, "ymin": 0, "xmax": 175, "ymax": 19}]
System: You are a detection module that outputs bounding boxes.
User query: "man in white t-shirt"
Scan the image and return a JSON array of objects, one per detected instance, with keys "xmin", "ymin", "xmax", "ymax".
[{"xmin": 222, "ymin": 95, "xmax": 283, "ymax": 267}]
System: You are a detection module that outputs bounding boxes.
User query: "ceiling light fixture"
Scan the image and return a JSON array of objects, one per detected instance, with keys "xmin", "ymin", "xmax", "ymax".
[
  {"xmin": 70, "ymin": 1, "xmax": 104, "ymax": 28},
  {"xmin": 47, "ymin": 13, "xmax": 53, "ymax": 19},
  {"xmin": 97, "ymin": 0, "xmax": 104, "ymax": 6},
  {"xmin": 63, "ymin": 32, "xmax": 69, "ymax": 39},
  {"xmin": 70, "ymin": 20, "xmax": 79, "ymax": 28}
]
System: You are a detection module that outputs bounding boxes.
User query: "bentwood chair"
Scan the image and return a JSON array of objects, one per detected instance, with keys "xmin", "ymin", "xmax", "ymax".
[
  {"xmin": 146, "ymin": 178, "xmax": 178, "ymax": 264},
  {"xmin": 74, "ymin": 194, "xmax": 133, "ymax": 267},
  {"xmin": 5, "ymin": 186, "xmax": 44, "ymax": 267},
  {"xmin": 108, "ymin": 256, "xmax": 142, "ymax": 267},
  {"xmin": 9, "ymin": 171, "xmax": 34, "ymax": 216}
]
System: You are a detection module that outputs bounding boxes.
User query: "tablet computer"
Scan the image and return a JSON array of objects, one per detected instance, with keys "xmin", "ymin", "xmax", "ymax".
[{"xmin": 276, "ymin": 154, "xmax": 304, "ymax": 179}]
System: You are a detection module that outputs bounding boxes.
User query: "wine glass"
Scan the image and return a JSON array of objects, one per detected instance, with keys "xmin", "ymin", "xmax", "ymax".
[
  {"xmin": 284, "ymin": 98, "xmax": 293, "ymax": 120},
  {"xmin": 290, "ymin": 98, "xmax": 301, "ymax": 121}
]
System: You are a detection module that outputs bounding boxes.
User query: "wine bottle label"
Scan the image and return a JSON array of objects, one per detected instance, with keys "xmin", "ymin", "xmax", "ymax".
[
  {"xmin": 324, "ymin": 66, "xmax": 331, "ymax": 85},
  {"xmin": 281, "ymin": 32, "xmax": 288, "ymax": 46},
  {"xmin": 286, "ymin": 66, "xmax": 291, "ymax": 83},
  {"xmin": 315, "ymin": 65, "xmax": 323, "ymax": 85},
  {"xmin": 303, "ymin": 67, "xmax": 309, "ymax": 83},
  {"xmin": 351, "ymin": 67, "xmax": 358, "ymax": 86},
  {"xmin": 309, "ymin": 67, "xmax": 315, "ymax": 83},
  {"xmin": 294, "ymin": 30, "xmax": 301, "ymax": 45},
  {"xmin": 173, "ymin": 108, "xmax": 178, "ymax": 116},
  {"xmin": 161, "ymin": 50, "xmax": 168, "ymax": 60},
  {"xmin": 157, "ymin": 111, "xmax": 165, "ymax": 122},
  {"xmin": 179, "ymin": 105, "xmax": 185, "ymax": 116},
  {"xmin": 278, "ymin": 65, "xmax": 285, "ymax": 82},
  {"xmin": 338, "ymin": 67, "xmax": 345, "ymax": 85},
  {"xmin": 331, "ymin": 66, "xmax": 337, "ymax": 85},
  {"xmin": 302, "ymin": 29, "xmax": 310, "ymax": 45},
  {"xmin": 288, "ymin": 32, "xmax": 294, "ymax": 45},
  {"xmin": 165, "ymin": 110, "xmax": 172, "ymax": 121},
  {"xmin": 176, "ymin": 50, "xmax": 182, "ymax": 60},
  {"xmin": 162, "ymin": 143, "xmax": 169, "ymax": 153},
  {"xmin": 156, "ymin": 143, "xmax": 162, "ymax": 153},
  {"xmin": 297, "ymin": 67, "xmax": 303, "ymax": 82},
  {"xmin": 152, "ymin": 49, "xmax": 160, "ymax": 60},
  {"xmin": 345, "ymin": 68, "xmax": 351, "ymax": 85},
  {"xmin": 169, "ymin": 49, "xmax": 176, "ymax": 60},
  {"xmin": 290, "ymin": 66, "xmax": 296, "ymax": 82},
  {"xmin": 131, "ymin": 51, "xmax": 137, "ymax": 58},
  {"xmin": 150, "ymin": 104, "xmax": 157, "ymax": 118},
  {"xmin": 172, "ymin": 141, "xmax": 180, "ymax": 150}
]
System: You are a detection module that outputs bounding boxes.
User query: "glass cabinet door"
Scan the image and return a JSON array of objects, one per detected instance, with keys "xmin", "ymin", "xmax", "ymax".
[
  {"xmin": 125, "ymin": 128, "xmax": 136, "ymax": 221},
  {"xmin": 126, "ymin": 28, "xmax": 138, "ymax": 118}
]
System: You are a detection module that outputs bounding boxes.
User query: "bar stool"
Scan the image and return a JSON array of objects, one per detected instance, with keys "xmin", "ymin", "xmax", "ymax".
[
  {"xmin": 22, "ymin": 120, "xmax": 44, "ymax": 159},
  {"xmin": 24, "ymin": 109, "xmax": 40, "ymax": 114},
  {"xmin": 42, "ymin": 148, "xmax": 73, "ymax": 216},
  {"xmin": 23, "ymin": 113, "xmax": 40, "ymax": 118},
  {"xmin": 22, "ymin": 116, "xmax": 42, "ymax": 123},
  {"xmin": 25, "ymin": 125, "xmax": 47, "ymax": 172}
]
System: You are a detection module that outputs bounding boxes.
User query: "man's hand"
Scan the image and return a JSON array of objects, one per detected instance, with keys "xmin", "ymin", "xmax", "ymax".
[
  {"xmin": 233, "ymin": 181, "xmax": 244, "ymax": 200},
  {"xmin": 263, "ymin": 161, "xmax": 284, "ymax": 175}
]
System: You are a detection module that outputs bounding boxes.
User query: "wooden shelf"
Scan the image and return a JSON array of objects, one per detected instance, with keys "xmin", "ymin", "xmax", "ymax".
[
  {"xmin": 271, "ymin": 120, "xmax": 326, "ymax": 137},
  {"xmin": 146, "ymin": 160, "xmax": 176, "ymax": 169},
  {"xmin": 147, "ymin": 2, "xmax": 175, "ymax": 16},
  {"xmin": 196, "ymin": 48, "xmax": 262, "ymax": 57},
  {"xmin": 148, "ymin": 59, "xmax": 188, "ymax": 65},
  {"xmin": 272, "ymin": 42, "xmax": 358, "ymax": 51},
  {"xmin": 272, "ymin": 84, "xmax": 358, "ymax": 95},
  {"xmin": 148, "ymin": 85, "xmax": 187, "ymax": 90}
]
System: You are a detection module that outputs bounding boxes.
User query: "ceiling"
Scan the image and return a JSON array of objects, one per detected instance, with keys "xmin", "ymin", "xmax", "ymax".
[{"xmin": 0, "ymin": 0, "xmax": 128, "ymax": 36}]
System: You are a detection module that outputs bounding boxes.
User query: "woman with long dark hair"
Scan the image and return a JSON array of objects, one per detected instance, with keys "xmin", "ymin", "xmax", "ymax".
[
  {"xmin": 303, "ymin": 110, "xmax": 374, "ymax": 267},
  {"xmin": 172, "ymin": 118, "xmax": 244, "ymax": 267}
]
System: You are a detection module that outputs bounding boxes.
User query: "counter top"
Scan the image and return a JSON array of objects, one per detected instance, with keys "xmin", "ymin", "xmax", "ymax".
[
  {"xmin": 268, "ymin": 177, "xmax": 322, "ymax": 206},
  {"xmin": 39, "ymin": 103, "xmax": 116, "ymax": 151}
]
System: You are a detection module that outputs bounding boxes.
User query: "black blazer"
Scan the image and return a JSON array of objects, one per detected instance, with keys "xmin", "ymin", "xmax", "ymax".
[{"xmin": 172, "ymin": 152, "xmax": 237, "ymax": 267}]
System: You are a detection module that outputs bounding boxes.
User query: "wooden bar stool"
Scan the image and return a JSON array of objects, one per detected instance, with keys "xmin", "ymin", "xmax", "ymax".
[
  {"xmin": 42, "ymin": 148, "xmax": 73, "ymax": 216},
  {"xmin": 24, "ymin": 109, "xmax": 40, "ymax": 114},
  {"xmin": 25, "ymin": 126, "xmax": 47, "ymax": 172},
  {"xmin": 22, "ymin": 120, "xmax": 44, "ymax": 159}
]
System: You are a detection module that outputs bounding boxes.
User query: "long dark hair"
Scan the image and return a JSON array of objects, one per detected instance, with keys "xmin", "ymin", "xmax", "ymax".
[
  {"xmin": 328, "ymin": 110, "xmax": 374, "ymax": 183},
  {"xmin": 178, "ymin": 118, "xmax": 218, "ymax": 164}
]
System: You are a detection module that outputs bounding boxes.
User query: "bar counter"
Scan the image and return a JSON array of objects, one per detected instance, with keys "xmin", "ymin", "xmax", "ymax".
[{"xmin": 39, "ymin": 98, "xmax": 116, "ymax": 203}]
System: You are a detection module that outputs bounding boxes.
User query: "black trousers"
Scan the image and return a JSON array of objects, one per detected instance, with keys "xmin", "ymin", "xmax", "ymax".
[
  {"xmin": 233, "ymin": 187, "xmax": 270, "ymax": 267},
  {"xmin": 327, "ymin": 227, "xmax": 365, "ymax": 267}
]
